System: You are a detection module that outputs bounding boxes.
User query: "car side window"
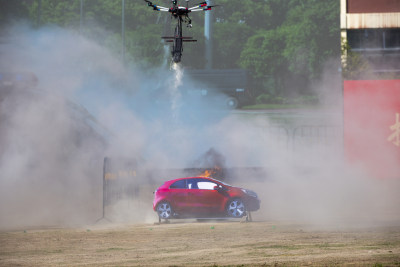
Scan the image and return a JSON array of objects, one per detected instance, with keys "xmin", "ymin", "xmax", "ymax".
[
  {"xmin": 193, "ymin": 178, "xmax": 218, "ymax": 190},
  {"xmin": 197, "ymin": 181, "xmax": 217, "ymax": 190},
  {"xmin": 170, "ymin": 179, "xmax": 187, "ymax": 189},
  {"xmin": 187, "ymin": 179, "xmax": 199, "ymax": 189},
  {"xmin": 187, "ymin": 178, "xmax": 217, "ymax": 190}
]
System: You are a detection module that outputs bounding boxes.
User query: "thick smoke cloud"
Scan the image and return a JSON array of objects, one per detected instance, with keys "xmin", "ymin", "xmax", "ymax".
[
  {"xmin": 0, "ymin": 23, "xmax": 399, "ymax": 229},
  {"xmin": 0, "ymin": 23, "xmax": 230, "ymax": 227}
]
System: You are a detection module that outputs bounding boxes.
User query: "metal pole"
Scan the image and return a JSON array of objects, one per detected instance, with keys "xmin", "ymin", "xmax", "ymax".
[
  {"xmin": 96, "ymin": 157, "xmax": 108, "ymax": 223},
  {"xmin": 122, "ymin": 0, "xmax": 126, "ymax": 64},
  {"xmin": 204, "ymin": 0, "xmax": 213, "ymax": 69},
  {"xmin": 37, "ymin": 0, "xmax": 42, "ymax": 27},
  {"xmin": 80, "ymin": 0, "xmax": 83, "ymax": 33},
  {"xmin": 102, "ymin": 157, "xmax": 107, "ymax": 219}
]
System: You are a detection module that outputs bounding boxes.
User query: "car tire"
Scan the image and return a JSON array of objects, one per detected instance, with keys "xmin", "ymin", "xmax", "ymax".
[
  {"xmin": 226, "ymin": 97, "xmax": 239, "ymax": 109},
  {"xmin": 226, "ymin": 198, "xmax": 246, "ymax": 218},
  {"xmin": 156, "ymin": 201, "xmax": 173, "ymax": 220}
]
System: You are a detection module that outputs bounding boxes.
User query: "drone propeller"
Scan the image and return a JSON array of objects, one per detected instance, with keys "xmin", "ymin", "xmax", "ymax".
[
  {"xmin": 144, "ymin": 0, "xmax": 153, "ymax": 6},
  {"xmin": 204, "ymin": 4, "xmax": 219, "ymax": 10},
  {"xmin": 143, "ymin": 0, "xmax": 169, "ymax": 11},
  {"xmin": 196, "ymin": 1, "xmax": 207, "ymax": 6}
]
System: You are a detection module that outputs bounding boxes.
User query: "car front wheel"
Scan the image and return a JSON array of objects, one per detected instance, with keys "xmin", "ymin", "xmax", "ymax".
[
  {"xmin": 226, "ymin": 198, "xmax": 246, "ymax": 218},
  {"xmin": 156, "ymin": 201, "xmax": 173, "ymax": 220},
  {"xmin": 226, "ymin": 97, "xmax": 239, "ymax": 109}
]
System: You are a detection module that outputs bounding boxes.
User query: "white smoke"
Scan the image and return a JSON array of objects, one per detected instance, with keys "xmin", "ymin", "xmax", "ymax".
[{"xmin": 0, "ymin": 23, "xmax": 399, "ymax": 229}]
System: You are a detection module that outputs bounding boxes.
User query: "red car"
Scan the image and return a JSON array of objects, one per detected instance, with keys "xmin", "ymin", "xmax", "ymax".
[{"xmin": 153, "ymin": 177, "xmax": 260, "ymax": 220}]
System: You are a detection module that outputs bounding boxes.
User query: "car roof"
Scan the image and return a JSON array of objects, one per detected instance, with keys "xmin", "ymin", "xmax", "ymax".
[
  {"xmin": 164, "ymin": 176, "xmax": 230, "ymax": 186},
  {"xmin": 167, "ymin": 176, "xmax": 212, "ymax": 182}
]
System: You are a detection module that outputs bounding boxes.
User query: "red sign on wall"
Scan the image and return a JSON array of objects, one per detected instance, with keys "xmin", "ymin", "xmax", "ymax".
[
  {"xmin": 344, "ymin": 80, "xmax": 400, "ymax": 178},
  {"xmin": 347, "ymin": 0, "xmax": 400, "ymax": 13}
]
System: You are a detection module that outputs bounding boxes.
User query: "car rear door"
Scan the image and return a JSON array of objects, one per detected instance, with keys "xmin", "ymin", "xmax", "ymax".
[{"xmin": 168, "ymin": 179, "xmax": 189, "ymax": 213}]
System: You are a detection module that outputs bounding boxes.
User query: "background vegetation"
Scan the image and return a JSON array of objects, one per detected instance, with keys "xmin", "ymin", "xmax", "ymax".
[{"xmin": 0, "ymin": 0, "xmax": 340, "ymax": 104}]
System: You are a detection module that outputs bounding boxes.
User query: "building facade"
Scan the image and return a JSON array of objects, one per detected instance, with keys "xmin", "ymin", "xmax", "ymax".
[
  {"xmin": 341, "ymin": 0, "xmax": 400, "ymax": 178},
  {"xmin": 341, "ymin": 0, "xmax": 400, "ymax": 73}
]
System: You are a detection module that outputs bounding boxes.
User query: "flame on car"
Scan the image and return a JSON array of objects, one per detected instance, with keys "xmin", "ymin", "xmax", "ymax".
[{"xmin": 198, "ymin": 166, "xmax": 221, "ymax": 177}]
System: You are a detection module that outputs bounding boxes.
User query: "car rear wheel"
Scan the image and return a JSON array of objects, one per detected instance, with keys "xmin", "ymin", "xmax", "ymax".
[
  {"xmin": 226, "ymin": 198, "xmax": 246, "ymax": 218},
  {"xmin": 156, "ymin": 201, "xmax": 173, "ymax": 219}
]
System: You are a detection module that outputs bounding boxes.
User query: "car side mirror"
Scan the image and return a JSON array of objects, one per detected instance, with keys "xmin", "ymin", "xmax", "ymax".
[{"xmin": 214, "ymin": 185, "xmax": 225, "ymax": 192}]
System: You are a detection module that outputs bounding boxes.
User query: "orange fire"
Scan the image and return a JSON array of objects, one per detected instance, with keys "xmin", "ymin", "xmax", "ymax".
[
  {"xmin": 199, "ymin": 169, "xmax": 213, "ymax": 177},
  {"xmin": 199, "ymin": 166, "xmax": 221, "ymax": 177}
]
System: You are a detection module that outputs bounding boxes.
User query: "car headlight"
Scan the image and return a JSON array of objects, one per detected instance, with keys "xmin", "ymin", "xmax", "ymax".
[{"xmin": 241, "ymin": 189, "xmax": 258, "ymax": 198}]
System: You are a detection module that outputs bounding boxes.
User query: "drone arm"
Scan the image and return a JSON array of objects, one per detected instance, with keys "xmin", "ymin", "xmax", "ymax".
[
  {"xmin": 189, "ymin": 4, "xmax": 207, "ymax": 10},
  {"xmin": 189, "ymin": 3, "xmax": 218, "ymax": 11},
  {"xmin": 158, "ymin": 7, "xmax": 170, "ymax": 11}
]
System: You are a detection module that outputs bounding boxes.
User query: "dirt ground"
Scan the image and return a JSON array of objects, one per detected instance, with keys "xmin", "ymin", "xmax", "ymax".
[{"xmin": 1, "ymin": 220, "xmax": 400, "ymax": 267}]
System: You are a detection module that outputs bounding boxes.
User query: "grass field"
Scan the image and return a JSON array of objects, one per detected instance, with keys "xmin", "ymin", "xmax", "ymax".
[{"xmin": 1, "ymin": 221, "xmax": 399, "ymax": 266}]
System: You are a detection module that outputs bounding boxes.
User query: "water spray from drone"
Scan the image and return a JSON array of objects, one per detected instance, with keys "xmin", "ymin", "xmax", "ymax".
[{"xmin": 169, "ymin": 62, "xmax": 183, "ymax": 120}]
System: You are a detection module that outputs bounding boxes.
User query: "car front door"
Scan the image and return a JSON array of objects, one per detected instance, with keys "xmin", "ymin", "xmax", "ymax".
[{"xmin": 186, "ymin": 178, "xmax": 226, "ymax": 216}]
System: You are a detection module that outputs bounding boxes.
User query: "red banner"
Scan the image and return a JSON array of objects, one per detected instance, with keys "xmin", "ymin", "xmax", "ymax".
[
  {"xmin": 347, "ymin": 0, "xmax": 400, "ymax": 13},
  {"xmin": 344, "ymin": 80, "xmax": 400, "ymax": 178}
]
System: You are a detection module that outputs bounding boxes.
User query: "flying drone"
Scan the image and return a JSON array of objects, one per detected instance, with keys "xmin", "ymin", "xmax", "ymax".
[{"xmin": 144, "ymin": 0, "xmax": 218, "ymax": 63}]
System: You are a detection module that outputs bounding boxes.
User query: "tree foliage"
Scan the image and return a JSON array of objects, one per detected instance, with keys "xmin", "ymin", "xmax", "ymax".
[
  {"xmin": 0, "ymin": 0, "xmax": 340, "ymax": 98},
  {"xmin": 239, "ymin": 0, "xmax": 340, "ymax": 96}
]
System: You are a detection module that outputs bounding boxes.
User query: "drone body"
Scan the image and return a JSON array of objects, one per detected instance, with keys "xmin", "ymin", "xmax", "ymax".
[{"xmin": 144, "ymin": 0, "xmax": 217, "ymax": 63}]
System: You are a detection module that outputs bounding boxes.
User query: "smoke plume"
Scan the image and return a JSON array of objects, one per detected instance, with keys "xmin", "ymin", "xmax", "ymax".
[{"xmin": 0, "ymin": 23, "xmax": 399, "ymax": 229}]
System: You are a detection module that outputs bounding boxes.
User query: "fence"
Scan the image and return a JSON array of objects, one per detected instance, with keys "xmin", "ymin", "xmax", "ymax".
[{"xmin": 98, "ymin": 125, "xmax": 343, "ymax": 221}]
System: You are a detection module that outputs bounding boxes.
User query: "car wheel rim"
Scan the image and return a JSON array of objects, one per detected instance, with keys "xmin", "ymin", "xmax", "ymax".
[
  {"xmin": 157, "ymin": 203, "xmax": 172, "ymax": 219},
  {"xmin": 228, "ymin": 200, "xmax": 245, "ymax": 217}
]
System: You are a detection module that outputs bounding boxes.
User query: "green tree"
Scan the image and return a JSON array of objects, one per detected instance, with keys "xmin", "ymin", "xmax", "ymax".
[
  {"xmin": 282, "ymin": 0, "xmax": 340, "ymax": 81},
  {"xmin": 22, "ymin": 0, "xmax": 166, "ymax": 67},
  {"xmin": 213, "ymin": 22, "xmax": 253, "ymax": 68},
  {"xmin": 239, "ymin": 27, "xmax": 288, "ymax": 95},
  {"xmin": 212, "ymin": 0, "xmax": 273, "ymax": 69},
  {"xmin": 239, "ymin": 0, "xmax": 340, "ymax": 97}
]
